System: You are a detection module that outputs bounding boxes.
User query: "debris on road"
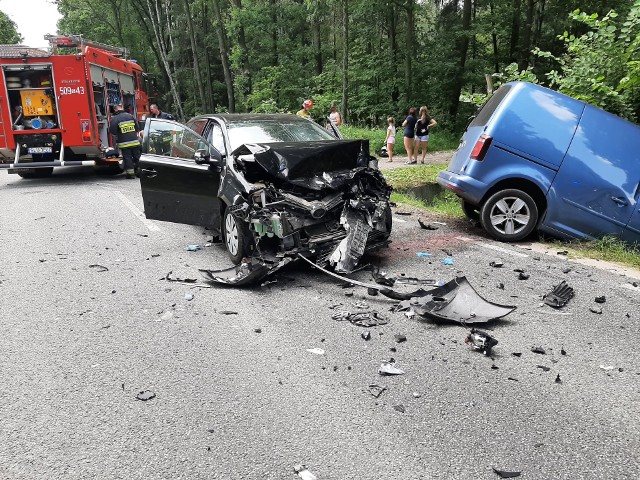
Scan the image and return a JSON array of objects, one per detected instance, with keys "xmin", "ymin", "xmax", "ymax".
[
  {"xmin": 512, "ymin": 352, "xmax": 522, "ymax": 357},
  {"xmin": 394, "ymin": 334, "xmax": 407, "ymax": 343},
  {"xmin": 158, "ymin": 311, "xmax": 173, "ymax": 321},
  {"xmin": 416, "ymin": 252, "xmax": 433, "ymax": 257},
  {"xmin": 555, "ymin": 374, "xmax": 562, "ymax": 383},
  {"xmin": 590, "ymin": 307, "xmax": 603, "ymax": 314},
  {"xmin": 361, "ymin": 331, "xmax": 371, "ymax": 341},
  {"xmin": 163, "ymin": 271, "xmax": 198, "ymax": 283},
  {"xmin": 465, "ymin": 329, "xmax": 498, "ymax": 355},
  {"xmin": 518, "ymin": 272, "xmax": 530, "ymax": 280},
  {"xmin": 398, "ymin": 277, "xmax": 516, "ymax": 325},
  {"xmin": 393, "ymin": 404, "xmax": 406, "ymax": 413},
  {"xmin": 537, "ymin": 365, "xmax": 551, "ymax": 372},
  {"xmin": 599, "ymin": 365, "xmax": 615, "ymax": 371},
  {"xmin": 368, "ymin": 384, "xmax": 386, "ymax": 398},
  {"xmin": 489, "ymin": 261, "xmax": 504, "ymax": 268},
  {"xmin": 492, "ymin": 467, "xmax": 521, "ymax": 478},
  {"xmin": 89, "ymin": 264, "xmax": 109, "ymax": 272},
  {"xmin": 418, "ymin": 218, "xmax": 438, "ymax": 230},
  {"xmin": 531, "ymin": 346, "xmax": 546, "ymax": 355},
  {"xmin": 306, "ymin": 348, "xmax": 325, "ymax": 355},
  {"xmin": 201, "ymin": 257, "xmax": 291, "ymax": 286},
  {"xmin": 561, "ymin": 347, "xmax": 567, "ymax": 356},
  {"xmin": 367, "ymin": 287, "xmax": 379, "ymax": 296},
  {"xmin": 218, "ymin": 310, "xmax": 239, "ymax": 315},
  {"xmin": 293, "ymin": 464, "xmax": 317, "ymax": 480},
  {"xmin": 332, "ymin": 310, "xmax": 389, "ymax": 327},
  {"xmin": 543, "ymin": 280, "xmax": 574, "ymax": 308},
  {"xmin": 184, "ymin": 293, "xmax": 194, "ymax": 301},
  {"xmin": 379, "ymin": 362, "xmax": 405, "ymax": 375},
  {"xmin": 185, "ymin": 244, "xmax": 202, "ymax": 251},
  {"xmin": 254, "ymin": 328, "xmax": 262, "ymax": 333},
  {"xmin": 136, "ymin": 390, "xmax": 156, "ymax": 401},
  {"xmin": 442, "ymin": 257, "xmax": 454, "ymax": 266},
  {"xmin": 595, "ymin": 296, "xmax": 606, "ymax": 303}
]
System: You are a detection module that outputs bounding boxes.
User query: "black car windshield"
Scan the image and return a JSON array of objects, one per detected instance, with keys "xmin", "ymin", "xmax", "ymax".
[{"xmin": 226, "ymin": 119, "xmax": 334, "ymax": 151}]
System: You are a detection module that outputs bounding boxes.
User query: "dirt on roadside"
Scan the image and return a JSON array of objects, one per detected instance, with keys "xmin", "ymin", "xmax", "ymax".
[{"xmin": 378, "ymin": 150, "xmax": 454, "ymax": 171}]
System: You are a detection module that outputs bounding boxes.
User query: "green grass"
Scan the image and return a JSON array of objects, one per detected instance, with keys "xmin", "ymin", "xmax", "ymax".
[
  {"xmin": 341, "ymin": 125, "xmax": 459, "ymax": 155},
  {"xmin": 383, "ymin": 164, "xmax": 445, "ymax": 189},
  {"xmin": 543, "ymin": 236, "xmax": 640, "ymax": 269}
]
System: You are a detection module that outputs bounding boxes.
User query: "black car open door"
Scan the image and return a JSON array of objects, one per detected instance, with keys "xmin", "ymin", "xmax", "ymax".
[{"xmin": 139, "ymin": 119, "xmax": 223, "ymax": 231}]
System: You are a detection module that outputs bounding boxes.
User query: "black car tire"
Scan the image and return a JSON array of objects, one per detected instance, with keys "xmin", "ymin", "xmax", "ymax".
[
  {"xmin": 480, "ymin": 189, "xmax": 538, "ymax": 242},
  {"xmin": 223, "ymin": 208, "xmax": 253, "ymax": 264},
  {"xmin": 461, "ymin": 199, "xmax": 480, "ymax": 222}
]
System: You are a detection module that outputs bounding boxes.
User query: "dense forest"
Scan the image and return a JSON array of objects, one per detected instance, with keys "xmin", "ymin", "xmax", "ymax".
[{"xmin": 22, "ymin": 1, "xmax": 640, "ymax": 130}]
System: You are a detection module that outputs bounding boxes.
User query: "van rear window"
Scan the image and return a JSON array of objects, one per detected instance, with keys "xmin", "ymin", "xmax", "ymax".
[{"xmin": 469, "ymin": 85, "xmax": 511, "ymax": 127}]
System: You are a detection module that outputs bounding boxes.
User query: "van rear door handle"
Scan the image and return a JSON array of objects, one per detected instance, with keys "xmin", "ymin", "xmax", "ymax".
[
  {"xmin": 610, "ymin": 196, "xmax": 628, "ymax": 206},
  {"xmin": 141, "ymin": 168, "xmax": 157, "ymax": 178}
]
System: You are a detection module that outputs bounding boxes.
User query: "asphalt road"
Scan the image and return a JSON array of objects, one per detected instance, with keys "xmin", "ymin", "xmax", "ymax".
[{"xmin": 1, "ymin": 168, "xmax": 639, "ymax": 480}]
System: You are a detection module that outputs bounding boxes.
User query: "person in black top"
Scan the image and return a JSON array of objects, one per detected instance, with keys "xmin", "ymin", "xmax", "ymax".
[
  {"xmin": 149, "ymin": 104, "xmax": 175, "ymax": 120},
  {"xmin": 109, "ymin": 103, "xmax": 142, "ymax": 179},
  {"xmin": 402, "ymin": 107, "xmax": 417, "ymax": 164},
  {"xmin": 414, "ymin": 106, "xmax": 437, "ymax": 164}
]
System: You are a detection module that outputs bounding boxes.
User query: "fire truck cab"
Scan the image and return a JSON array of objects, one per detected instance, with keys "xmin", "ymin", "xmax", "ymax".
[{"xmin": 0, "ymin": 35, "xmax": 152, "ymax": 178}]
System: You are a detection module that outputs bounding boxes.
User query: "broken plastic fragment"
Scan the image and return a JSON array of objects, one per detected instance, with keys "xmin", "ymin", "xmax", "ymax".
[
  {"xmin": 518, "ymin": 272, "xmax": 530, "ymax": 280},
  {"xmin": 404, "ymin": 277, "xmax": 516, "ymax": 324},
  {"xmin": 184, "ymin": 293, "xmax": 194, "ymax": 301},
  {"xmin": 159, "ymin": 311, "xmax": 173, "ymax": 321},
  {"xmin": 418, "ymin": 218, "xmax": 438, "ymax": 230},
  {"xmin": 489, "ymin": 261, "xmax": 504, "ymax": 268},
  {"xmin": 185, "ymin": 244, "xmax": 202, "ymax": 251},
  {"xmin": 543, "ymin": 280, "xmax": 574, "ymax": 308},
  {"xmin": 595, "ymin": 296, "xmax": 606, "ymax": 304},
  {"xmin": 393, "ymin": 404, "xmax": 405, "ymax": 413},
  {"xmin": 465, "ymin": 329, "xmax": 498, "ymax": 355},
  {"xmin": 293, "ymin": 464, "xmax": 317, "ymax": 480},
  {"xmin": 492, "ymin": 467, "xmax": 521, "ymax": 478},
  {"xmin": 416, "ymin": 252, "xmax": 433, "ymax": 257},
  {"xmin": 361, "ymin": 331, "xmax": 371, "ymax": 341},
  {"xmin": 599, "ymin": 365, "xmax": 615, "ymax": 371},
  {"xmin": 306, "ymin": 348, "xmax": 325, "ymax": 355},
  {"xmin": 218, "ymin": 310, "xmax": 238, "ymax": 315},
  {"xmin": 200, "ymin": 257, "xmax": 290, "ymax": 286},
  {"xmin": 555, "ymin": 374, "xmax": 562, "ymax": 383},
  {"xmin": 368, "ymin": 384, "xmax": 386, "ymax": 398},
  {"xmin": 531, "ymin": 346, "xmax": 546, "ymax": 355},
  {"xmin": 442, "ymin": 257, "xmax": 454, "ymax": 266},
  {"xmin": 536, "ymin": 365, "xmax": 551, "ymax": 372},
  {"xmin": 394, "ymin": 334, "xmax": 407, "ymax": 343},
  {"xmin": 89, "ymin": 264, "xmax": 109, "ymax": 272},
  {"xmin": 136, "ymin": 390, "xmax": 156, "ymax": 401},
  {"xmin": 590, "ymin": 307, "xmax": 603, "ymax": 314},
  {"xmin": 379, "ymin": 362, "xmax": 405, "ymax": 375}
]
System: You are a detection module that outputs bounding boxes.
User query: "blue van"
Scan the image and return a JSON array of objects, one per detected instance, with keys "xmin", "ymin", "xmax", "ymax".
[{"xmin": 437, "ymin": 81, "xmax": 640, "ymax": 243}]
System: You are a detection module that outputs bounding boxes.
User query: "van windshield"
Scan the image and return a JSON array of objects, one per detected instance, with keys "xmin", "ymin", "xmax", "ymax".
[{"xmin": 469, "ymin": 85, "xmax": 511, "ymax": 128}]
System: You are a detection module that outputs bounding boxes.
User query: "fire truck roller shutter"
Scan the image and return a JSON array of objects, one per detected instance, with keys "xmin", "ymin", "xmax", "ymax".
[
  {"xmin": 120, "ymin": 74, "xmax": 134, "ymax": 94},
  {"xmin": 103, "ymin": 68, "xmax": 119, "ymax": 84},
  {"xmin": 90, "ymin": 65, "xmax": 104, "ymax": 86}
]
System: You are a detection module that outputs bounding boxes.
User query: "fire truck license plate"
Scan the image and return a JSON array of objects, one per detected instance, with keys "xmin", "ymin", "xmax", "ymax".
[{"xmin": 28, "ymin": 147, "xmax": 52, "ymax": 154}]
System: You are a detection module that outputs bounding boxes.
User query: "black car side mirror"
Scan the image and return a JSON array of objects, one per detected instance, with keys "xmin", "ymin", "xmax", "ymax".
[{"xmin": 195, "ymin": 148, "xmax": 223, "ymax": 166}]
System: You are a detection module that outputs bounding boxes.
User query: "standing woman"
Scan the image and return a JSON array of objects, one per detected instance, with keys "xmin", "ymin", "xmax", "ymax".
[
  {"xmin": 402, "ymin": 107, "xmax": 417, "ymax": 164},
  {"xmin": 415, "ymin": 106, "xmax": 437, "ymax": 164}
]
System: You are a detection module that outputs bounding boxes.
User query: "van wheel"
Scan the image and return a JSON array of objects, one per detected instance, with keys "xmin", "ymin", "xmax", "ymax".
[
  {"xmin": 480, "ymin": 189, "xmax": 538, "ymax": 242},
  {"xmin": 461, "ymin": 200, "xmax": 480, "ymax": 222},
  {"xmin": 223, "ymin": 208, "xmax": 254, "ymax": 264}
]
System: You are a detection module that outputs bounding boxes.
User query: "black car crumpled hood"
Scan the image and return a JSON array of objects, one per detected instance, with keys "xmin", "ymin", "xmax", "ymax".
[{"xmin": 235, "ymin": 140, "xmax": 372, "ymax": 190}]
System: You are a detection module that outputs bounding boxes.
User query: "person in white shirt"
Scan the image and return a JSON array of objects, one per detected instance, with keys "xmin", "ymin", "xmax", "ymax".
[{"xmin": 384, "ymin": 117, "xmax": 396, "ymax": 162}]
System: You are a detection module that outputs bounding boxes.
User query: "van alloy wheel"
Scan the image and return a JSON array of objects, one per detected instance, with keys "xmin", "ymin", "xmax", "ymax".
[{"xmin": 480, "ymin": 189, "xmax": 538, "ymax": 242}]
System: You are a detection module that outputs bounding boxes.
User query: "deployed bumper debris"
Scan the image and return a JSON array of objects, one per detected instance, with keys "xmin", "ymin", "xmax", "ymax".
[
  {"xmin": 397, "ymin": 277, "xmax": 516, "ymax": 325},
  {"xmin": 332, "ymin": 310, "xmax": 389, "ymax": 327},
  {"xmin": 465, "ymin": 329, "xmax": 498, "ymax": 355},
  {"xmin": 543, "ymin": 280, "xmax": 574, "ymax": 308},
  {"xmin": 379, "ymin": 362, "xmax": 405, "ymax": 375},
  {"xmin": 200, "ymin": 257, "xmax": 291, "ymax": 286}
]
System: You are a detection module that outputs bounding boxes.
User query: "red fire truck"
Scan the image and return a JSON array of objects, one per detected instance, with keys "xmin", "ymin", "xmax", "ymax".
[{"xmin": 0, "ymin": 35, "xmax": 153, "ymax": 178}]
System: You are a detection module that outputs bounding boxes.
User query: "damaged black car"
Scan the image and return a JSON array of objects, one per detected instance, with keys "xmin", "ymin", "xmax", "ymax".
[{"xmin": 138, "ymin": 114, "xmax": 392, "ymax": 280}]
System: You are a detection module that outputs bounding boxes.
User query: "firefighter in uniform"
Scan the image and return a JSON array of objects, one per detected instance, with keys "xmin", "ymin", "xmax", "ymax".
[{"xmin": 109, "ymin": 103, "xmax": 142, "ymax": 179}]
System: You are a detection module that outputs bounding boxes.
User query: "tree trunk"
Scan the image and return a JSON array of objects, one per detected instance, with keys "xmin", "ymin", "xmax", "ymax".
[
  {"xmin": 341, "ymin": 0, "xmax": 348, "ymax": 123},
  {"xmin": 202, "ymin": 1, "xmax": 215, "ymax": 110},
  {"xmin": 448, "ymin": 0, "xmax": 472, "ymax": 119},
  {"xmin": 183, "ymin": 0, "xmax": 206, "ymax": 112},
  {"xmin": 509, "ymin": 0, "xmax": 522, "ymax": 63},
  {"xmin": 270, "ymin": 0, "xmax": 278, "ymax": 66},
  {"xmin": 530, "ymin": 0, "xmax": 546, "ymax": 68},
  {"xmin": 312, "ymin": 20, "xmax": 322, "ymax": 75},
  {"xmin": 231, "ymin": 0, "xmax": 252, "ymax": 95},
  {"xmin": 211, "ymin": 0, "xmax": 236, "ymax": 112},
  {"xmin": 144, "ymin": 0, "xmax": 184, "ymax": 119},
  {"xmin": 490, "ymin": 0, "xmax": 499, "ymax": 73},
  {"xmin": 389, "ymin": 2, "xmax": 399, "ymax": 104},
  {"xmin": 520, "ymin": 0, "xmax": 535, "ymax": 69},
  {"xmin": 404, "ymin": 0, "xmax": 415, "ymax": 103}
]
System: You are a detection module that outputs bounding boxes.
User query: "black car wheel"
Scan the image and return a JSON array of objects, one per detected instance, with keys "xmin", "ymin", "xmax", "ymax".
[
  {"xmin": 461, "ymin": 199, "xmax": 480, "ymax": 222},
  {"xmin": 480, "ymin": 189, "xmax": 538, "ymax": 242},
  {"xmin": 223, "ymin": 208, "xmax": 253, "ymax": 264}
]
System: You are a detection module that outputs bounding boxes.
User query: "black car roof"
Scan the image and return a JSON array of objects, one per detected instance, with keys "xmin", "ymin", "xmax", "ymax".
[{"xmin": 189, "ymin": 113, "xmax": 313, "ymax": 125}]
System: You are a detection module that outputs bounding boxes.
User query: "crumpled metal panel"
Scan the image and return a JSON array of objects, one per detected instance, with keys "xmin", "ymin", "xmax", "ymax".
[
  {"xmin": 199, "ymin": 257, "xmax": 290, "ymax": 286},
  {"xmin": 408, "ymin": 276, "xmax": 516, "ymax": 324}
]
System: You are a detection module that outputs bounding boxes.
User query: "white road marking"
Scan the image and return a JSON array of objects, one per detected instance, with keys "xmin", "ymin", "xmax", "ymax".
[
  {"xmin": 393, "ymin": 216, "xmax": 407, "ymax": 223},
  {"xmin": 114, "ymin": 190, "xmax": 161, "ymax": 232},
  {"xmin": 474, "ymin": 242, "xmax": 529, "ymax": 258}
]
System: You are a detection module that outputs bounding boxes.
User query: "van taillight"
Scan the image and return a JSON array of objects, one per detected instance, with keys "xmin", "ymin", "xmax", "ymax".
[{"xmin": 470, "ymin": 134, "xmax": 492, "ymax": 160}]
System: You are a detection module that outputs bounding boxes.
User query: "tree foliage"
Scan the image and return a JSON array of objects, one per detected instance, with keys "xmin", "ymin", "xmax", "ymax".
[
  {"xmin": 0, "ymin": 10, "xmax": 23, "ymax": 44},
  {"xmin": 52, "ymin": 0, "xmax": 638, "ymax": 129}
]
